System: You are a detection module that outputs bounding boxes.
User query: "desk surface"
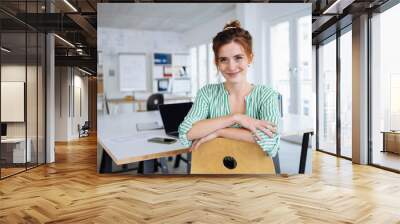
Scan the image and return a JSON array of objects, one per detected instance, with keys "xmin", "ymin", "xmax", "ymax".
[
  {"xmin": 98, "ymin": 111, "xmax": 187, "ymax": 165},
  {"xmin": 98, "ymin": 111, "xmax": 314, "ymax": 165},
  {"xmin": 1, "ymin": 138, "xmax": 27, "ymax": 143},
  {"xmin": 381, "ymin": 131, "xmax": 400, "ymax": 134}
]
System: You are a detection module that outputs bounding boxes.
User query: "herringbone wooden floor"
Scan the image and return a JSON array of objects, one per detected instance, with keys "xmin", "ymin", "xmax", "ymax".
[{"xmin": 1, "ymin": 135, "xmax": 400, "ymax": 223}]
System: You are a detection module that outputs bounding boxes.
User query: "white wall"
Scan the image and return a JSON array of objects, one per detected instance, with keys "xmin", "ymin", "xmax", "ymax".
[
  {"xmin": 55, "ymin": 67, "xmax": 69, "ymax": 141},
  {"xmin": 55, "ymin": 67, "xmax": 89, "ymax": 141},
  {"xmin": 182, "ymin": 10, "xmax": 236, "ymax": 47}
]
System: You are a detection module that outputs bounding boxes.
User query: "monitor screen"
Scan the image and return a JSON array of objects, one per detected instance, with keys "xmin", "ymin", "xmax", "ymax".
[
  {"xmin": 158, "ymin": 102, "xmax": 193, "ymax": 134},
  {"xmin": 1, "ymin": 123, "xmax": 7, "ymax": 137},
  {"xmin": 157, "ymin": 79, "xmax": 169, "ymax": 92}
]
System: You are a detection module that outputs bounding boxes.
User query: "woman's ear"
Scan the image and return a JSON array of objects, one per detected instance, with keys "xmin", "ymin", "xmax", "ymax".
[{"xmin": 248, "ymin": 53, "xmax": 254, "ymax": 64}]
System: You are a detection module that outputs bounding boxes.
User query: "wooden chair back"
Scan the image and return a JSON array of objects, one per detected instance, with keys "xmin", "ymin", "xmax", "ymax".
[{"xmin": 190, "ymin": 138, "xmax": 276, "ymax": 174}]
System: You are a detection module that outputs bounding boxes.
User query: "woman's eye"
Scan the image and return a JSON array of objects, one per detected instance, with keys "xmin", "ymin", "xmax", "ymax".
[
  {"xmin": 235, "ymin": 56, "xmax": 243, "ymax": 61},
  {"xmin": 219, "ymin": 58, "xmax": 227, "ymax": 63}
]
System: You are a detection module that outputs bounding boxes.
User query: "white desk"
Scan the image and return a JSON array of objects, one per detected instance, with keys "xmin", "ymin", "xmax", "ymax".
[
  {"xmin": 98, "ymin": 111, "xmax": 188, "ymax": 173},
  {"xmin": 98, "ymin": 111, "xmax": 314, "ymax": 174},
  {"xmin": 1, "ymin": 138, "xmax": 32, "ymax": 163}
]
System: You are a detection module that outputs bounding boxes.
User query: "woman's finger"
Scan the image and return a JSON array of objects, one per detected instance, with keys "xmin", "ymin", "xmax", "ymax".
[
  {"xmin": 194, "ymin": 139, "xmax": 204, "ymax": 151},
  {"xmin": 257, "ymin": 126, "xmax": 271, "ymax": 138},
  {"xmin": 261, "ymin": 120, "xmax": 277, "ymax": 128},
  {"xmin": 261, "ymin": 120, "xmax": 276, "ymax": 128},
  {"xmin": 260, "ymin": 122, "xmax": 277, "ymax": 133},
  {"xmin": 251, "ymin": 129, "xmax": 262, "ymax": 141},
  {"xmin": 258, "ymin": 126, "xmax": 275, "ymax": 138},
  {"xmin": 189, "ymin": 140, "xmax": 199, "ymax": 152},
  {"xmin": 266, "ymin": 124, "xmax": 277, "ymax": 133}
]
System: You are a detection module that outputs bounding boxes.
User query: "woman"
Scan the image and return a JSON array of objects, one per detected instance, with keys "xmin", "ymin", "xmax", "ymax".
[{"xmin": 178, "ymin": 20, "xmax": 280, "ymax": 159}]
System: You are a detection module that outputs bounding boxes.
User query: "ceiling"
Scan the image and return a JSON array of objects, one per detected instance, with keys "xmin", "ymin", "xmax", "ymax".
[{"xmin": 98, "ymin": 3, "xmax": 236, "ymax": 32}]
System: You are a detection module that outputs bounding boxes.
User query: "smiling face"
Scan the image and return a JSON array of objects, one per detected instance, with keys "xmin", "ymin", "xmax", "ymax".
[{"xmin": 216, "ymin": 41, "xmax": 252, "ymax": 84}]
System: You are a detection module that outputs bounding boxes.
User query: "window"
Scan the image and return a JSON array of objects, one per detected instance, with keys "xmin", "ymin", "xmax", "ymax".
[
  {"xmin": 0, "ymin": 1, "xmax": 47, "ymax": 179},
  {"xmin": 297, "ymin": 16, "xmax": 313, "ymax": 117},
  {"xmin": 317, "ymin": 36, "xmax": 337, "ymax": 155},
  {"xmin": 339, "ymin": 28, "xmax": 352, "ymax": 158},
  {"xmin": 371, "ymin": 3, "xmax": 400, "ymax": 171},
  {"xmin": 270, "ymin": 21, "xmax": 290, "ymax": 116},
  {"xmin": 269, "ymin": 13, "xmax": 314, "ymax": 140}
]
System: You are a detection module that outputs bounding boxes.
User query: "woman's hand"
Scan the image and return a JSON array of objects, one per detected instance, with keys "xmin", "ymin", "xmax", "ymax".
[
  {"xmin": 189, "ymin": 131, "xmax": 219, "ymax": 152},
  {"xmin": 233, "ymin": 114, "xmax": 276, "ymax": 140}
]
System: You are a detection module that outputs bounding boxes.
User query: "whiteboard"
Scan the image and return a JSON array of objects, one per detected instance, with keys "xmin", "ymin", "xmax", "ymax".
[
  {"xmin": 118, "ymin": 53, "xmax": 147, "ymax": 91},
  {"xmin": 1, "ymin": 82, "xmax": 25, "ymax": 122}
]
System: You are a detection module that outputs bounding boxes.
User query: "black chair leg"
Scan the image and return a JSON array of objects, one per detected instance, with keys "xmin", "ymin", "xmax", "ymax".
[
  {"xmin": 153, "ymin": 159, "xmax": 159, "ymax": 172},
  {"xmin": 174, "ymin": 155, "xmax": 182, "ymax": 168},
  {"xmin": 138, "ymin": 161, "xmax": 145, "ymax": 174}
]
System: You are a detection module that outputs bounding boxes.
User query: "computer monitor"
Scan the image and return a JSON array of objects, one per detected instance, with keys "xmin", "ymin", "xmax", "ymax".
[
  {"xmin": 157, "ymin": 78, "xmax": 169, "ymax": 92},
  {"xmin": 158, "ymin": 102, "xmax": 193, "ymax": 137},
  {"xmin": 1, "ymin": 123, "xmax": 7, "ymax": 137}
]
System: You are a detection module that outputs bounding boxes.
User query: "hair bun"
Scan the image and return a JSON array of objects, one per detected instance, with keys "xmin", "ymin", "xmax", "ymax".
[{"xmin": 223, "ymin": 20, "xmax": 241, "ymax": 31}]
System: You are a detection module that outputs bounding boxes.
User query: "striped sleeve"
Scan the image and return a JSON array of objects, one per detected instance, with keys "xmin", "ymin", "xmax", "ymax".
[
  {"xmin": 255, "ymin": 88, "xmax": 281, "ymax": 157},
  {"xmin": 178, "ymin": 86, "xmax": 209, "ymax": 147}
]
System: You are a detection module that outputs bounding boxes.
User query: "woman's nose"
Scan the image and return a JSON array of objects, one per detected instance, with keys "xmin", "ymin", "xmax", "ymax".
[{"xmin": 227, "ymin": 60, "xmax": 237, "ymax": 70}]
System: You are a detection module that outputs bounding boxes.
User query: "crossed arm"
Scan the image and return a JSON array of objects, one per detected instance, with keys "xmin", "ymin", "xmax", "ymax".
[
  {"xmin": 178, "ymin": 86, "xmax": 281, "ymax": 156},
  {"xmin": 186, "ymin": 114, "xmax": 276, "ymax": 151}
]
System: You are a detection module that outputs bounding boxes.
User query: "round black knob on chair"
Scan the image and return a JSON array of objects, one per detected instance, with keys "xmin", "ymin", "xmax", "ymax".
[{"xmin": 223, "ymin": 156, "xmax": 237, "ymax": 169}]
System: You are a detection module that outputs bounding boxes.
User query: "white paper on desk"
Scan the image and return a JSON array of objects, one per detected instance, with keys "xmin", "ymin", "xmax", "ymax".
[{"xmin": 136, "ymin": 122, "xmax": 163, "ymax": 131}]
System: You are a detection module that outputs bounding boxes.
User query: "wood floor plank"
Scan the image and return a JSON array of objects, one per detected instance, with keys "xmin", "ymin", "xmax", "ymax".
[{"xmin": 0, "ymin": 135, "xmax": 400, "ymax": 223}]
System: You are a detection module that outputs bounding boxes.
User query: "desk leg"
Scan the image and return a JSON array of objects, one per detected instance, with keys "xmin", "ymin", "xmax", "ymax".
[
  {"xmin": 382, "ymin": 133, "xmax": 386, "ymax": 152},
  {"xmin": 100, "ymin": 149, "xmax": 113, "ymax": 173},
  {"xmin": 299, "ymin": 132, "xmax": 311, "ymax": 174},
  {"xmin": 187, "ymin": 152, "xmax": 192, "ymax": 174}
]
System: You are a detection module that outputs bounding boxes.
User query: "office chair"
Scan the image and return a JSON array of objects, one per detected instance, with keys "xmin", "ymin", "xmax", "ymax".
[
  {"xmin": 78, "ymin": 121, "xmax": 90, "ymax": 138},
  {"xmin": 146, "ymin": 93, "xmax": 164, "ymax": 111}
]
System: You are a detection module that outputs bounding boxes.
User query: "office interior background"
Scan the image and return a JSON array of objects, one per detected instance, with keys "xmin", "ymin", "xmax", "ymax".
[
  {"xmin": 0, "ymin": 0, "xmax": 400, "ymax": 222},
  {"xmin": 97, "ymin": 3, "xmax": 314, "ymax": 174},
  {"xmin": 1, "ymin": 0, "xmax": 399, "ymax": 178}
]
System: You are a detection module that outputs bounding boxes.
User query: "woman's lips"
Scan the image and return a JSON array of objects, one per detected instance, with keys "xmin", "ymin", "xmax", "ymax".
[{"xmin": 226, "ymin": 72, "xmax": 240, "ymax": 76}]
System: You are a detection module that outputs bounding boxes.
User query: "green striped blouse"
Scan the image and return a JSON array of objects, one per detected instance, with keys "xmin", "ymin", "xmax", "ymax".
[{"xmin": 178, "ymin": 83, "xmax": 281, "ymax": 157}]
